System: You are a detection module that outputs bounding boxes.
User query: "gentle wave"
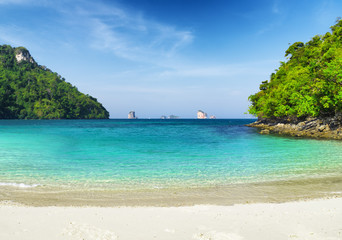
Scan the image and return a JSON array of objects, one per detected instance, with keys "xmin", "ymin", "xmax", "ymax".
[{"xmin": 0, "ymin": 182, "xmax": 40, "ymax": 188}]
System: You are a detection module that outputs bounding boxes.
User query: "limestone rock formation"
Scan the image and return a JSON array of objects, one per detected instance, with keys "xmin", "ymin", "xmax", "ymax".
[
  {"xmin": 14, "ymin": 47, "xmax": 35, "ymax": 63},
  {"xmin": 197, "ymin": 110, "xmax": 207, "ymax": 119},
  {"xmin": 128, "ymin": 111, "xmax": 137, "ymax": 119}
]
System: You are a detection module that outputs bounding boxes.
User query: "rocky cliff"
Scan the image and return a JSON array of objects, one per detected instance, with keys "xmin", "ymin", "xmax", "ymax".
[{"xmin": 14, "ymin": 47, "xmax": 35, "ymax": 63}]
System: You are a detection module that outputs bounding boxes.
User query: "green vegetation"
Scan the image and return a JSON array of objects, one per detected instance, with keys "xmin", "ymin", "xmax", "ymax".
[
  {"xmin": 0, "ymin": 44, "xmax": 109, "ymax": 119},
  {"xmin": 248, "ymin": 19, "xmax": 342, "ymax": 119}
]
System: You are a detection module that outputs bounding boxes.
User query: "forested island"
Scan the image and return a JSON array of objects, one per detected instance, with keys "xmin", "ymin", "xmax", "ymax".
[
  {"xmin": 0, "ymin": 45, "xmax": 109, "ymax": 119},
  {"xmin": 248, "ymin": 19, "xmax": 342, "ymax": 139}
]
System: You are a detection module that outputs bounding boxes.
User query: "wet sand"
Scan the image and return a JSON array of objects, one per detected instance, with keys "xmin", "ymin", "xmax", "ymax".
[{"xmin": 1, "ymin": 176, "xmax": 341, "ymax": 207}]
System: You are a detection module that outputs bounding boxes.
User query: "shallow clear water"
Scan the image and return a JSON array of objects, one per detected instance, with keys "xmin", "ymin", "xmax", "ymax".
[{"xmin": 0, "ymin": 119, "xmax": 342, "ymax": 191}]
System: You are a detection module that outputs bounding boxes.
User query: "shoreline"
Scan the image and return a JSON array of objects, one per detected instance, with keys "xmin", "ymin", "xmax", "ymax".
[
  {"xmin": 1, "ymin": 197, "xmax": 341, "ymax": 240},
  {"xmin": 1, "ymin": 175, "xmax": 342, "ymax": 207},
  {"xmin": 247, "ymin": 117, "xmax": 342, "ymax": 139}
]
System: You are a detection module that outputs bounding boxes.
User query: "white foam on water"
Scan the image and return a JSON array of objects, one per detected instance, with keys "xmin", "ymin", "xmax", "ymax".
[{"xmin": 0, "ymin": 182, "xmax": 40, "ymax": 188}]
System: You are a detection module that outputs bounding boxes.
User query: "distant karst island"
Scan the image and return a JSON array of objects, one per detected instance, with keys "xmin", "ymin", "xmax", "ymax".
[
  {"xmin": 248, "ymin": 19, "xmax": 342, "ymax": 139},
  {"xmin": 128, "ymin": 111, "xmax": 138, "ymax": 119},
  {"xmin": 197, "ymin": 110, "xmax": 216, "ymax": 119},
  {"xmin": 0, "ymin": 45, "xmax": 109, "ymax": 119},
  {"xmin": 126, "ymin": 111, "xmax": 215, "ymax": 119},
  {"xmin": 161, "ymin": 115, "xmax": 179, "ymax": 119}
]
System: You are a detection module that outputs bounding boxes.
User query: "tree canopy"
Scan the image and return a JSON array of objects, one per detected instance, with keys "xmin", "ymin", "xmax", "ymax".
[
  {"xmin": 248, "ymin": 19, "xmax": 342, "ymax": 119},
  {"xmin": 0, "ymin": 45, "xmax": 109, "ymax": 119}
]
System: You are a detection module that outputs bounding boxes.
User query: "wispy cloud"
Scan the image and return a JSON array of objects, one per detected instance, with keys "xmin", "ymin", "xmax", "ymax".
[
  {"xmin": 99, "ymin": 59, "xmax": 279, "ymax": 89},
  {"xmin": 0, "ymin": 0, "xmax": 194, "ymax": 64},
  {"xmin": 56, "ymin": 0, "xmax": 194, "ymax": 63},
  {"xmin": 156, "ymin": 60, "xmax": 278, "ymax": 80},
  {"xmin": 272, "ymin": 0, "xmax": 280, "ymax": 14},
  {"xmin": 0, "ymin": 0, "xmax": 274, "ymax": 85}
]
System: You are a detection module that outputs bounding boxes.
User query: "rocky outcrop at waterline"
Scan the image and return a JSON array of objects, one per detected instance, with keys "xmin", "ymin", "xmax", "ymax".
[{"xmin": 247, "ymin": 115, "xmax": 342, "ymax": 140}]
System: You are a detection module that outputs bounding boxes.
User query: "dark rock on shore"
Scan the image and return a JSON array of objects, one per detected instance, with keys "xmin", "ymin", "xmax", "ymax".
[{"xmin": 247, "ymin": 115, "xmax": 342, "ymax": 140}]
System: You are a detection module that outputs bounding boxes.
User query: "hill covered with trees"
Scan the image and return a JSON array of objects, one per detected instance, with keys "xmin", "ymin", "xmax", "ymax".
[
  {"xmin": 248, "ymin": 19, "xmax": 342, "ymax": 120},
  {"xmin": 0, "ymin": 45, "xmax": 109, "ymax": 119},
  {"xmin": 248, "ymin": 19, "xmax": 342, "ymax": 139}
]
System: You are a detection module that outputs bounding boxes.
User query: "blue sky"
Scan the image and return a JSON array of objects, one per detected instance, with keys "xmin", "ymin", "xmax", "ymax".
[{"xmin": 0, "ymin": 0, "xmax": 341, "ymax": 118}]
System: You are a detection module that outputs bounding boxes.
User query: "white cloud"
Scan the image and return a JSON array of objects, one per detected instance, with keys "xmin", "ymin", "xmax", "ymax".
[
  {"xmin": 90, "ymin": 17, "xmax": 193, "ymax": 63},
  {"xmin": 155, "ymin": 60, "xmax": 278, "ymax": 80},
  {"xmin": 93, "ymin": 59, "xmax": 277, "ymax": 87},
  {"xmin": 0, "ymin": 0, "xmax": 194, "ymax": 64},
  {"xmin": 56, "ymin": 0, "xmax": 194, "ymax": 63}
]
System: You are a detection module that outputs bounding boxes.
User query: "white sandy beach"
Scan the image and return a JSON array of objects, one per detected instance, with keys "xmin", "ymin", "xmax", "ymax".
[{"xmin": 0, "ymin": 197, "xmax": 341, "ymax": 240}]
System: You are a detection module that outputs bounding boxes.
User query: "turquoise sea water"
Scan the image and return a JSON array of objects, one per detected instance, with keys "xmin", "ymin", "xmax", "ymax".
[{"xmin": 0, "ymin": 119, "xmax": 342, "ymax": 191}]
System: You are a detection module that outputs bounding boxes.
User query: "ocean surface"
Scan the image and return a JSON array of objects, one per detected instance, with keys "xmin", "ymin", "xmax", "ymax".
[
  {"xmin": 0, "ymin": 119, "xmax": 341, "ymax": 189},
  {"xmin": 0, "ymin": 119, "xmax": 342, "ymax": 205}
]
